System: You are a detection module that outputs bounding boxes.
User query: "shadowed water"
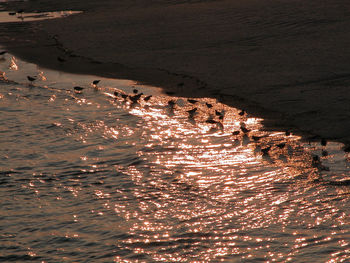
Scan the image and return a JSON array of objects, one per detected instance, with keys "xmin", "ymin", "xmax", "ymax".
[{"xmin": 1, "ymin": 53, "xmax": 350, "ymax": 262}]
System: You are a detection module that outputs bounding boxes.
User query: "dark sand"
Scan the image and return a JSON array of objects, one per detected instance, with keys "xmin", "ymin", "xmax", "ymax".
[{"xmin": 1, "ymin": 0, "xmax": 350, "ymax": 146}]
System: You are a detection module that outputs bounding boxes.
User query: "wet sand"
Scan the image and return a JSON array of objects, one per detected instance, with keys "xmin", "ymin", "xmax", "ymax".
[{"xmin": 1, "ymin": 0, "xmax": 350, "ymax": 146}]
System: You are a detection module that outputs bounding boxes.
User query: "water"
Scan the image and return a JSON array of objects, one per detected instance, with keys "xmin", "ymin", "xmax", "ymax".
[
  {"xmin": 1, "ymin": 12, "xmax": 350, "ymax": 262},
  {"xmin": 1, "ymin": 52, "xmax": 350, "ymax": 263}
]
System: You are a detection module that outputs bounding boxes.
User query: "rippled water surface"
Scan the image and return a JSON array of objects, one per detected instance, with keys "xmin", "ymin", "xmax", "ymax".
[{"xmin": 1, "ymin": 54, "xmax": 350, "ymax": 262}]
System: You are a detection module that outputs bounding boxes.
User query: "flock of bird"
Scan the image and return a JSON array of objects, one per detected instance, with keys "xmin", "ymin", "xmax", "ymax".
[{"xmin": 0, "ymin": 48, "xmax": 330, "ymax": 172}]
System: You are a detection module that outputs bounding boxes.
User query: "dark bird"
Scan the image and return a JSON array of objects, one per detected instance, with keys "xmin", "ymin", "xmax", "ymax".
[
  {"xmin": 165, "ymin": 91, "xmax": 175, "ymax": 95},
  {"xmin": 17, "ymin": 9, "xmax": 24, "ymax": 14},
  {"xmin": 133, "ymin": 88, "xmax": 138, "ymax": 94},
  {"xmin": 121, "ymin": 94, "xmax": 128, "ymax": 99},
  {"xmin": 232, "ymin": 131, "xmax": 240, "ymax": 136},
  {"xmin": 73, "ymin": 86, "xmax": 84, "ymax": 93},
  {"xmin": 276, "ymin": 142, "xmax": 286, "ymax": 149},
  {"xmin": 8, "ymin": 12, "xmax": 16, "ymax": 16},
  {"xmin": 57, "ymin": 56, "xmax": 66, "ymax": 62},
  {"xmin": 343, "ymin": 145, "xmax": 350, "ymax": 152},
  {"xmin": 92, "ymin": 80, "xmax": 100, "ymax": 86},
  {"xmin": 27, "ymin": 76, "xmax": 36, "ymax": 84},
  {"xmin": 113, "ymin": 91, "xmax": 119, "ymax": 97},
  {"xmin": 188, "ymin": 99, "xmax": 198, "ymax": 104},
  {"xmin": 205, "ymin": 102, "xmax": 213, "ymax": 108},
  {"xmin": 241, "ymin": 126, "xmax": 251, "ymax": 134},
  {"xmin": 261, "ymin": 146, "xmax": 271, "ymax": 155},
  {"xmin": 312, "ymin": 155, "xmax": 321, "ymax": 168},
  {"xmin": 187, "ymin": 108, "xmax": 197, "ymax": 116},
  {"xmin": 321, "ymin": 138, "xmax": 327, "ymax": 147},
  {"xmin": 219, "ymin": 115, "xmax": 224, "ymax": 120},
  {"xmin": 168, "ymin": 100, "xmax": 176, "ymax": 107},
  {"xmin": 130, "ymin": 93, "xmax": 143, "ymax": 103},
  {"xmin": 0, "ymin": 50, "xmax": 7, "ymax": 55},
  {"xmin": 215, "ymin": 110, "xmax": 224, "ymax": 116},
  {"xmin": 144, "ymin": 95, "xmax": 152, "ymax": 101},
  {"xmin": 322, "ymin": 150, "xmax": 328, "ymax": 157},
  {"xmin": 206, "ymin": 119, "xmax": 218, "ymax": 124},
  {"xmin": 252, "ymin": 136, "xmax": 263, "ymax": 142},
  {"xmin": 285, "ymin": 130, "xmax": 291, "ymax": 136},
  {"xmin": 239, "ymin": 110, "xmax": 245, "ymax": 116}
]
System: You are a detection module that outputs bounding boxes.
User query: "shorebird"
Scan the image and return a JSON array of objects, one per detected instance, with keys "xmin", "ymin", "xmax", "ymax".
[
  {"xmin": 114, "ymin": 91, "xmax": 119, "ymax": 97},
  {"xmin": 239, "ymin": 110, "xmax": 245, "ymax": 116},
  {"xmin": 232, "ymin": 131, "xmax": 240, "ymax": 136},
  {"xmin": 205, "ymin": 102, "xmax": 213, "ymax": 108},
  {"xmin": 130, "ymin": 93, "xmax": 143, "ymax": 103},
  {"xmin": 241, "ymin": 126, "xmax": 250, "ymax": 134},
  {"xmin": 276, "ymin": 142, "xmax": 286, "ymax": 149},
  {"xmin": 187, "ymin": 108, "xmax": 197, "ymax": 118},
  {"xmin": 92, "ymin": 80, "xmax": 100, "ymax": 86},
  {"xmin": 0, "ymin": 51, "xmax": 7, "ymax": 56},
  {"xmin": 8, "ymin": 12, "xmax": 16, "ymax": 16},
  {"xmin": 252, "ymin": 136, "xmax": 263, "ymax": 142},
  {"xmin": 285, "ymin": 130, "xmax": 291, "ymax": 136},
  {"xmin": 121, "ymin": 94, "xmax": 128, "ymax": 99},
  {"xmin": 73, "ymin": 86, "xmax": 84, "ymax": 93},
  {"xmin": 133, "ymin": 88, "xmax": 138, "ymax": 94},
  {"xmin": 144, "ymin": 95, "xmax": 152, "ymax": 101},
  {"xmin": 206, "ymin": 119, "xmax": 218, "ymax": 124},
  {"xmin": 188, "ymin": 99, "xmax": 198, "ymax": 104},
  {"xmin": 321, "ymin": 138, "xmax": 327, "ymax": 147},
  {"xmin": 27, "ymin": 75, "xmax": 36, "ymax": 84},
  {"xmin": 261, "ymin": 146, "xmax": 271, "ymax": 155},
  {"xmin": 168, "ymin": 100, "xmax": 176, "ymax": 108}
]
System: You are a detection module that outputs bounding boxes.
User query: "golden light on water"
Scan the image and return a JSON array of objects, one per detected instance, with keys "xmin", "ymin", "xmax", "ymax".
[
  {"xmin": 1, "ymin": 55, "xmax": 350, "ymax": 262},
  {"xmin": 100, "ymin": 91, "xmax": 349, "ymax": 262}
]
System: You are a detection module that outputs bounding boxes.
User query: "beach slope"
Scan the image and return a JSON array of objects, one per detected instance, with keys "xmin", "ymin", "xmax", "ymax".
[{"xmin": 1, "ymin": 0, "xmax": 350, "ymax": 145}]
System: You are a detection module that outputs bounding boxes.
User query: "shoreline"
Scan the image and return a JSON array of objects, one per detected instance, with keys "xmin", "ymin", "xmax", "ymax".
[{"xmin": 1, "ymin": 0, "xmax": 350, "ymax": 148}]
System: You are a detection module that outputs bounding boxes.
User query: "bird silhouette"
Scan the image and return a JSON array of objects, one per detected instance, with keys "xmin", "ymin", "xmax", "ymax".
[
  {"xmin": 188, "ymin": 99, "xmax": 198, "ymax": 104},
  {"xmin": 261, "ymin": 146, "xmax": 271, "ymax": 155},
  {"xmin": 241, "ymin": 126, "xmax": 251, "ymax": 134},
  {"xmin": 27, "ymin": 76, "xmax": 36, "ymax": 85},
  {"xmin": 130, "ymin": 93, "xmax": 143, "ymax": 103},
  {"xmin": 276, "ymin": 143, "xmax": 286, "ymax": 149},
  {"xmin": 205, "ymin": 102, "xmax": 213, "ymax": 108},
  {"xmin": 74, "ymin": 86, "xmax": 84, "ymax": 93},
  {"xmin": 92, "ymin": 80, "xmax": 100, "ymax": 86},
  {"xmin": 144, "ymin": 95, "xmax": 152, "ymax": 101},
  {"xmin": 168, "ymin": 100, "xmax": 176, "ymax": 108}
]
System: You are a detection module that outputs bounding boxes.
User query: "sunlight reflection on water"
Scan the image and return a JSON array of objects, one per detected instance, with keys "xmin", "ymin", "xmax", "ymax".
[{"xmin": 1, "ymin": 53, "xmax": 350, "ymax": 262}]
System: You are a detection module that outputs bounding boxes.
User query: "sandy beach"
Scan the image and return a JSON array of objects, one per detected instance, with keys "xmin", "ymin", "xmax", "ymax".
[{"xmin": 1, "ymin": 0, "xmax": 350, "ymax": 146}]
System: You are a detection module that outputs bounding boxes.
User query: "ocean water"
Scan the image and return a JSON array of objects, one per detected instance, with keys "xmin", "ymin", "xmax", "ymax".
[
  {"xmin": 0, "ymin": 9, "xmax": 350, "ymax": 262},
  {"xmin": 1, "ymin": 52, "xmax": 350, "ymax": 263}
]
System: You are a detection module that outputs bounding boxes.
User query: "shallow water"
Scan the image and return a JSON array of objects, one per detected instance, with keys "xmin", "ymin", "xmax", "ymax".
[
  {"xmin": 0, "ymin": 10, "xmax": 81, "ymax": 23},
  {"xmin": 1, "ymin": 52, "xmax": 350, "ymax": 262}
]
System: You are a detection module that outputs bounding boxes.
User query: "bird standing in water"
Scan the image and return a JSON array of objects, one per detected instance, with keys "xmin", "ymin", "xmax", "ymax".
[
  {"xmin": 74, "ymin": 86, "xmax": 84, "ymax": 93},
  {"xmin": 92, "ymin": 80, "xmax": 100, "ymax": 87},
  {"xmin": 27, "ymin": 76, "xmax": 36, "ymax": 85}
]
